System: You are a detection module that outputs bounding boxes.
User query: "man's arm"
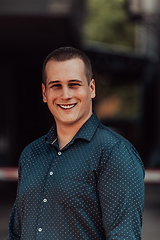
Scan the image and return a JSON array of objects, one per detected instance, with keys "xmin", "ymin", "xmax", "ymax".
[
  {"xmin": 7, "ymin": 152, "xmax": 24, "ymax": 240},
  {"xmin": 98, "ymin": 141, "xmax": 145, "ymax": 240},
  {"xmin": 7, "ymin": 200, "xmax": 21, "ymax": 240}
]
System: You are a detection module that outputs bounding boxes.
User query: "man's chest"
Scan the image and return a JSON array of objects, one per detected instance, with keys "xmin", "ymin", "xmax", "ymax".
[{"xmin": 19, "ymin": 144, "xmax": 101, "ymax": 208}]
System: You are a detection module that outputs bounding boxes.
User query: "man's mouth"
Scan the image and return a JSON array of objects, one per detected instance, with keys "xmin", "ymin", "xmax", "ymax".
[{"xmin": 58, "ymin": 104, "xmax": 76, "ymax": 109}]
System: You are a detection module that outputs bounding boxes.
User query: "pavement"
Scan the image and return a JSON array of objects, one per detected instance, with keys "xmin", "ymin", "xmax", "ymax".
[
  {"xmin": 0, "ymin": 182, "xmax": 160, "ymax": 240},
  {"xmin": 141, "ymin": 184, "xmax": 160, "ymax": 240}
]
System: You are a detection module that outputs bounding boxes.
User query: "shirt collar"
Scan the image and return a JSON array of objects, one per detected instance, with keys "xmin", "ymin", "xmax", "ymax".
[
  {"xmin": 73, "ymin": 111, "xmax": 99, "ymax": 142},
  {"xmin": 44, "ymin": 123, "xmax": 57, "ymax": 145},
  {"xmin": 45, "ymin": 111, "xmax": 100, "ymax": 145}
]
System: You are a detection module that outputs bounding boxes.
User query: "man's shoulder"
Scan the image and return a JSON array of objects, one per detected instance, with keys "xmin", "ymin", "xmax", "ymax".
[
  {"xmin": 93, "ymin": 122, "xmax": 141, "ymax": 158},
  {"xmin": 95, "ymin": 123, "xmax": 145, "ymax": 175},
  {"xmin": 18, "ymin": 134, "xmax": 50, "ymax": 170},
  {"xmin": 20, "ymin": 135, "xmax": 46, "ymax": 158},
  {"xmin": 95, "ymin": 122, "xmax": 129, "ymax": 146}
]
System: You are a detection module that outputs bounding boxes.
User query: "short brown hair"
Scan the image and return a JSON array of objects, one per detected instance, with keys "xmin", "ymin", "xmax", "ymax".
[{"xmin": 42, "ymin": 47, "xmax": 93, "ymax": 86}]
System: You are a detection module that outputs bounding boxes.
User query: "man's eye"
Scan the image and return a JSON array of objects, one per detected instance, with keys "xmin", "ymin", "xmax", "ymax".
[
  {"xmin": 69, "ymin": 83, "xmax": 80, "ymax": 87},
  {"xmin": 51, "ymin": 84, "xmax": 61, "ymax": 88}
]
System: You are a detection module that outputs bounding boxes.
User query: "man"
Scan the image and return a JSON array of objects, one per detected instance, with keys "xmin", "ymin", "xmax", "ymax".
[{"xmin": 8, "ymin": 47, "xmax": 145, "ymax": 240}]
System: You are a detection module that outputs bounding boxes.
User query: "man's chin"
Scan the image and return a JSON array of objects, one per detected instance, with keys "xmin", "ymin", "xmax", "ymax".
[
  {"xmin": 61, "ymin": 119, "xmax": 77, "ymax": 125},
  {"xmin": 56, "ymin": 117, "xmax": 78, "ymax": 126}
]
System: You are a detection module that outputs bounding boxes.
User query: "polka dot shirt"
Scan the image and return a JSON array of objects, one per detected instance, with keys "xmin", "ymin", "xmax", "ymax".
[{"xmin": 8, "ymin": 112, "xmax": 145, "ymax": 240}]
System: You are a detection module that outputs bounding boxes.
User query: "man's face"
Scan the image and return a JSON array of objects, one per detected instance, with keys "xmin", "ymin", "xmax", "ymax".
[{"xmin": 42, "ymin": 58, "xmax": 95, "ymax": 128}]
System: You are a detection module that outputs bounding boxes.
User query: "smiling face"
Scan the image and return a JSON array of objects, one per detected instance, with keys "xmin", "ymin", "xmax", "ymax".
[{"xmin": 42, "ymin": 58, "xmax": 95, "ymax": 129}]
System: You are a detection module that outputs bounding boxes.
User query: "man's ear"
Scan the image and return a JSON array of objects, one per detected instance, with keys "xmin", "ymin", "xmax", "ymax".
[
  {"xmin": 42, "ymin": 83, "xmax": 47, "ymax": 103},
  {"xmin": 90, "ymin": 79, "xmax": 96, "ymax": 99}
]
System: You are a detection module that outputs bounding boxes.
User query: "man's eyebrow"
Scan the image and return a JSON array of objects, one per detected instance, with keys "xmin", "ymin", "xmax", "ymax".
[
  {"xmin": 48, "ymin": 79, "xmax": 83, "ymax": 85},
  {"xmin": 48, "ymin": 80, "xmax": 60, "ymax": 85},
  {"xmin": 68, "ymin": 80, "xmax": 82, "ymax": 83}
]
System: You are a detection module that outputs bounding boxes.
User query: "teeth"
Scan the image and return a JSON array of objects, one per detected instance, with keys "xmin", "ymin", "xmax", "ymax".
[{"xmin": 59, "ymin": 104, "xmax": 75, "ymax": 109}]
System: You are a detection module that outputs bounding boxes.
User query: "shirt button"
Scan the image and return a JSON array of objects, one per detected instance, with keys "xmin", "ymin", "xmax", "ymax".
[
  {"xmin": 58, "ymin": 151, "xmax": 62, "ymax": 155},
  {"xmin": 43, "ymin": 198, "xmax": 47, "ymax": 202},
  {"xmin": 38, "ymin": 228, "xmax": 42, "ymax": 232},
  {"xmin": 50, "ymin": 171, "xmax": 53, "ymax": 176}
]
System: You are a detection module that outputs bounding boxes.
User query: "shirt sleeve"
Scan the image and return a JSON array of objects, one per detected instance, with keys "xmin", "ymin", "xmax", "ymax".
[
  {"xmin": 7, "ymin": 154, "xmax": 24, "ymax": 240},
  {"xmin": 7, "ymin": 199, "xmax": 21, "ymax": 240},
  {"xmin": 97, "ymin": 140, "xmax": 145, "ymax": 240}
]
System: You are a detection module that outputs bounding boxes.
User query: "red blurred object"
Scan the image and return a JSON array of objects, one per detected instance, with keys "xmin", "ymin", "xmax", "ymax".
[{"xmin": 0, "ymin": 167, "xmax": 18, "ymax": 181}]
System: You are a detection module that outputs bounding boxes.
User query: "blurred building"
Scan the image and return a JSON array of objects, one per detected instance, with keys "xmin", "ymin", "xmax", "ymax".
[
  {"xmin": 127, "ymin": 0, "xmax": 160, "ymax": 167},
  {"xmin": 0, "ymin": 0, "xmax": 160, "ymax": 168},
  {"xmin": 127, "ymin": 0, "xmax": 160, "ymax": 57},
  {"xmin": 0, "ymin": 0, "xmax": 85, "ymax": 166}
]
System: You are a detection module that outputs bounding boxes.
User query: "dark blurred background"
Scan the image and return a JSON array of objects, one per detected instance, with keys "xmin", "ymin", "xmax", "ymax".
[{"xmin": 0, "ymin": 0, "xmax": 160, "ymax": 239}]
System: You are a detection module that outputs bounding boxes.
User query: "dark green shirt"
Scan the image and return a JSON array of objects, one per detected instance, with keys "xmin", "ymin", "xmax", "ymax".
[{"xmin": 8, "ymin": 112, "xmax": 145, "ymax": 240}]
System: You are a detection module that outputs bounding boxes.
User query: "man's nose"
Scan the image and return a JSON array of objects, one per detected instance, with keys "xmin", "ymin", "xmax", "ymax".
[{"xmin": 61, "ymin": 86, "xmax": 72, "ymax": 99}]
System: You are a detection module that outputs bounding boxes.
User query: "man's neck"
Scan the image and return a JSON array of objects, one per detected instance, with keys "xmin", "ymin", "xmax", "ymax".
[{"xmin": 56, "ymin": 122, "xmax": 82, "ymax": 150}]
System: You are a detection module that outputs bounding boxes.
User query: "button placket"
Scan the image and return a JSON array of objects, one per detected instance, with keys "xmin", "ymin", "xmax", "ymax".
[
  {"xmin": 36, "ymin": 149, "xmax": 60, "ymax": 238},
  {"xmin": 37, "ymin": 150, "xmax": 64, "ymax": 235}
]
